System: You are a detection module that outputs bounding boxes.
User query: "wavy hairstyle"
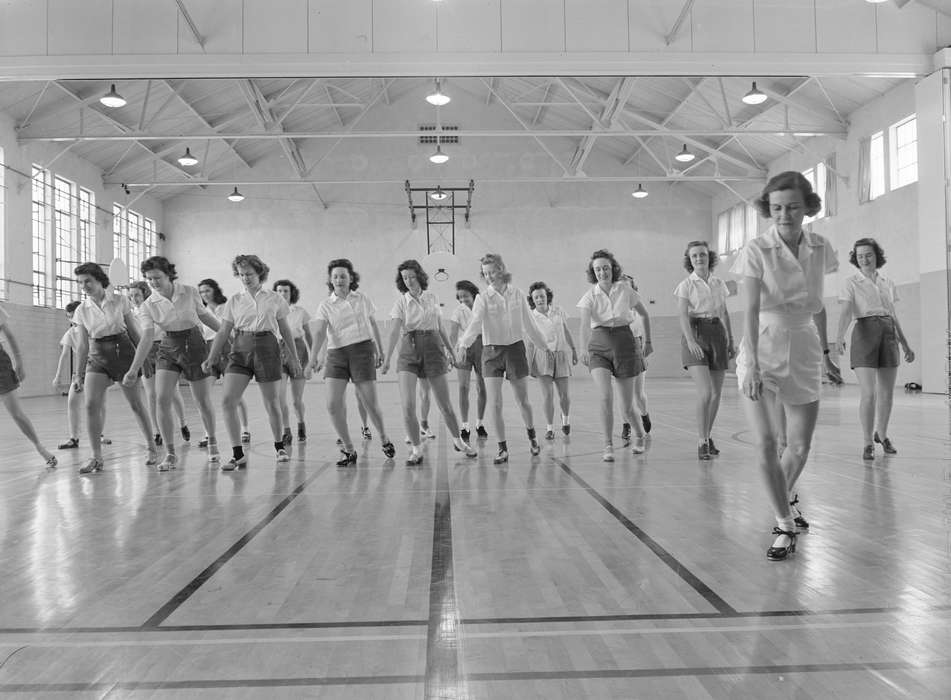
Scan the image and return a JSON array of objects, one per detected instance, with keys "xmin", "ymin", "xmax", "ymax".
[
  {"xmin": 455, "ymin": 280, "xmax": 479, "ymax": 299},
  {"xmin": 326, "ymin": 258, "xmax": 360, "ymax": 293},
  {"xmin": 74, "ymin": 262, "xmax": 110, "ymax": 288},
  {"xmin": 141, "ymin": 255, "xmax": 178, "ymax": 281},
  {"xmin": 128, "ymin": 280, "xmax": 151, "ymax": 300},
  {"xmin": 753, "ymin": 170, "xmax": 822, "ymax": 219},
  {"xmin": 682, "ymin": 240, "xmax": 718, "ymax": 273},
  {"xmin": 849, "ymin": 237, "xmax": 886, "ymax": 269},
  {"xmin": 585, "ymin": 249, "xmax": 623, "ymax": 284},
  {"xmin": 527, "ymin": 281, "xmax": 553, "ymax": 309},
  {"xmin": 272, "ymin": 279, "xmax": 300, "ymax": 304},
  {"xmin": 198, "ymin": 278, "xmax": 228, "ymax": 305},
  {"xmin": 231, "ymin": 254, "xmax": 270, "ymax": 282},
  {"xmin": 395, "ymin": 260, "xmax": 429, "ymax": 293},
  {"xmin": 479, "ymin": 253, "xmax": 512, "ymax": 284}
]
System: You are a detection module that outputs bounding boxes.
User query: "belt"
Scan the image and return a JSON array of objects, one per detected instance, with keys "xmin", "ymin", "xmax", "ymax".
[
  {"xmin": 93, "ymin": 333, "xmax": 124, "ymax": 343},
  {"xmin": 593, "ymin": 325, "xmax": 630, "ymax": 332},
  {"xmin": 404, "ymin": 329, "xmax": 439, "ymax": 336},
  {"xmin": 165, "ymin": 327, "xmax": 196, "ymax": 337},
  {"xmin": 234, "ymin": 330, "xmax": 271, "ymax": 337},
  {"xmin": 857, "ymin": 314, "xmax": 892, "ymax": 320},
  {"xmin": 690, "ymin": 316, "xmax": 721, "ymax": 324}
]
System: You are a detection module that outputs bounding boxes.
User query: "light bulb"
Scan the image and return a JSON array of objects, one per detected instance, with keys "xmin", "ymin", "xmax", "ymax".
[
  {"xmin": 100, "ymin": 84, "xmax": 127, "ymax": 108},
  {"xmin": 426, "ymin": 80, "xmax": 450, "ymax": 106},
  {"xmin": 674, "ymin": 144, "xmax": 695, "ymax": 163},
  {"xmin": 631, "ymin": 184, "xmax": 648, "ymax": 199},
  {"xmin": 429, "ymin": 145, "xmax": 449, "ymax": 164},
  {"xmin": 742, "ymin": 81, "xmax": 768, "ymax": 105},
  {"xmin": 177, "ymin": 148, "xmax": 198, "ymax": 167},
  {"xmin": 227, "ymin": 187, "xmax": 245, "ymax": 202}
]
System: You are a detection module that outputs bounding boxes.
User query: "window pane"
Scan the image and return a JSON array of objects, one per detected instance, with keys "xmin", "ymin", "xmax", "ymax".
[
  {"xmin": 31, "ymin": 166, "xmax": 49, "ymax": 306},
  {"xmin": 869, "ymin": 131, "xmax": 886, "ymax": 200},
  {"xmin": 717, "ymin": 211, "xmax": 730, "ymax": 253},
  {"xmin": 53, "ymin": 177, "xmax": 77, "ymax": 309},
  {"xmin": 729, "ymin": 204, "xmax": 744, "ymax": 252},
  {"xmin": 890, "ymin": 116, "xmax": 917, "ymax": 189}
]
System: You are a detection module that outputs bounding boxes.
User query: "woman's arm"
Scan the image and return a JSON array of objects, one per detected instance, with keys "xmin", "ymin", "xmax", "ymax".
[
  {"xmin": 891, "ymin": 312, "xmax": 915, "ymax": 363},
  {"xmin": 633, "ymin": 301, "xmax": 653, "ymax": 357},
  {"xmin": 741, "ymin": 276, "xmax": 763, "ymax": 400},
  {"xmin": 0, "ymin": 325, "xmax": 25, "ymax": 381},
  {"xmin": 201, "ymin": 319, "xmax": 234, "ymax": 374},
  {"xmin": 381, "ymin": 318, "xmax": 403, "ymax": 373},
  {"xmin": 719, "ymin": 302, "xmax": 735, "ymax": 358},
  {"xmin": 835, "ymin": 300, "xmax": 854, "ymax": 355},
  {"xmin": 197, "ymin": 305, "xmax": 221, "ymax": 333},
  {"xmin": 369, "ymin": 318, "xmax": 385, "ymax": 368},
  {"xmin": 562, "ymin": 315, "xmax": 578, "ymax": 364},
  {"xmin": 122, "ymin": 325, "xmax": 157, "ymax": 385},
  {"xmin": 73, "ymin": 324, "xmax": 90, "ymax": 390},
  {"xmin": 308, "ymin": 319, "xmax": 328, "ymax": 373},
  {"xmin": 53, "ymin": 344, "xmax": 71, "ymax": 385},
  {"xmin": 579, "ymin": 308, "xmax": 592, "ymax": 366},
  {"xmin": 277, "ymin": 317, "xmax": 301, "ymax": 376}
]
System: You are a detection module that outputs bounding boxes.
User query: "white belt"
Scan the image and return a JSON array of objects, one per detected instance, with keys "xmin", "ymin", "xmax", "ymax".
[{"xmin": 759, "ymin": 311, "xmax": 814, "ymax": 328}]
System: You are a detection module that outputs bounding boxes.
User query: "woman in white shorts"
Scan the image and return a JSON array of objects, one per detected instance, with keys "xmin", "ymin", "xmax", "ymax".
[
  {"xmin": 732, "ymin": 171, "xmax": 840, "ymax": 561},
  {"xmin": 526, "ymin": 281, "xmax": 577, "ymax": 440}
]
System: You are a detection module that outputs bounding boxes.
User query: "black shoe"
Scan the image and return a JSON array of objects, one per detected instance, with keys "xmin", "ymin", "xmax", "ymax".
[
  {"xmin": 241, "ymin": 431, "xmax": 251, "ymax": 444},
  {"xmin": 406, "ymin": 450, "xmax": 424, "ymax": 466},
  {"xmin": 621, "ymin": 422, "xmax": 631, "ymax": 446},
  {"xmin": 642, "ymin": 413, "xmax": 652, "ymax": 434},
  {"xmin": 181, "ymin": 425, "xmax": 191, "ymax": 442},
  {"xmin": 297, "ymin": 423, "xmax": 306, "ymax": 442},
  {"xmin": 461, "ymin": 428, "xmax": 471, "ymax": 442},
  {"xmin": 530, "ymin": 439, "xmax": 540, "ymax": 456},
  {"xmin": 766, "ymin": 527, "xmax": 797, "ymax": 561},
  {"xmin": 476, "ymin": 425, "xmax": 488, "ymax": 439},
  {"xmin": 336, "ymin": 449, "xmax": 357, "ymax": 467},
  {"xmin": 493, "ymin": 449, "xmax": 509, "ymax": 464},
  {"xmin": 545, "ymin": 429, "xmax": 555, "ymax": 441},
  {"xmin": 154, "ymin": 433, "xmax": 163, "ymax": 446},
  {"xmin": 862, "ymin": 444, "xmax": 875, "ymax": 460},
  {"xmin": 708, "ymin": 437, "xmax": 720, "ymax": 456},
  {"xmin": 198, "ymin": 436, "xmax": 209, "ymax": 448},
  {"xmin": 698, "ymin": 441, "xmax": 711, "ymax": 461},
  {"xmin": 874, "ymin": 432, "xmax": 897, "ymax": 454},
  {"xmin": 361, "ymin": 426, "xmax": 372, "ymax": 441},
  {"xmin": 58, "ymin": 438, "xmax": 79, "ymax": 450},
  {"xmin": 790, "ymin": 494, "xmax": 809, "ymax": 530},
  {"xmin": 562, "ymin": 424, "xmax": 570, "ymax": 436},
  {"xmin": 282, "ymin": 428, "xmax": 292, "ymax": 448},
  {"xmin": 382, "ymin": 441, "xmax": 396, "ymax": 459}
]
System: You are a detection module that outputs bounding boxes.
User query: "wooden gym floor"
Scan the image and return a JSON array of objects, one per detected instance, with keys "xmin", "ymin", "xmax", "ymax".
[{"xmin": 0, "ymin": 376, "xmax": 947, "ymax": 699}]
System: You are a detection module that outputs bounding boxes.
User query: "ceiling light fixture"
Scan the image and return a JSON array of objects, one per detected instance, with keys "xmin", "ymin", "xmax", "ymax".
[
  {"xmin": 100, "ymin": 84, "xmax": 127, "ymax": 108},
  {"xmin": 227, "ymin": 187, "xmax": 245, "ymax": 202},
  {"xmin": 742, "ymin": 81, "xmax": 768, "ymax": 105},
  {"xmin": 430, "ymin": 187, "xmax": 449, "ymax": 201},
  {"xmin": 177, "ymin": 148, "xmax": 198, "ymax": 167},
  {"xmin": 631, "ymin": 184, "xmax": 648, "ymax": 199},
  {"xmin": 429, "ymin": 145, "xmax": 449, "ymax": 164},
  {"xmin": 426, "ymin": 79, "xmax": 450, "ymax": 106},
  {"xmin": 674, "ymin": 144, "xmax": 695, "ymax": 163}
]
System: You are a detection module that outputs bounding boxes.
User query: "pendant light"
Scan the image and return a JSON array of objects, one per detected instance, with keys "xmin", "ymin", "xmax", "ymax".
[
  {"xmin": 100, "ymin": 84, "xmax": 127, "ymax": 108},
  {"xmin": 429, "ymin": 145, "xmax": 449, "ymax": 164},
  {"xmin": 430, "ymin": 187, "xmax": 449, "ymax": 201},
  {"xmin": 631, "ymin": 184, "xmax": 648, "ymax": 199},
  {"xmin": 227, "ymin": 187, "xmax": 245, "ymax": 202},
  {"xmin": 674, "ymin": 144, "xmax": 695, "ymax": 163},
  {"xmin": 426, "ymin": 79, "xmax": 450, "ymax": 106},
  {"xmin": 741, "ymin": 82, "xmax": 768, "ymax": 105},
  {"xmin": 177, "ymin": 148, "xmax": 198, "ymax": 167}
]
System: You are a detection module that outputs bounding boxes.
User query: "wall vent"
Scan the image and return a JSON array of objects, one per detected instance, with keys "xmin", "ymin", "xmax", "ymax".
[{"xmin": 419, "ymin": 125, "xmax": 459, "ymax": 145}]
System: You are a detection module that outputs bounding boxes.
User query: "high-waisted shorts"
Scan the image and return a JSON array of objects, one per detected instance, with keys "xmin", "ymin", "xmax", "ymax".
[
  {"xmin": 159, "ymin": 326, "xmax": 209, "ymax": 381},
  {"xmin": 482, "ymin": 340, "xmax": 529, "ymax": 380},
  {"xmin": 529, "ymin": 347, "xmax": 572, "ymax": 379},
  {"xmin": 142, "ymin": 340, "xmax": 160, "ymax": 379},
  {"xmin": 0, "ymin": 347, "xmax": 20, "ymax": 395},
  {"xmin": 457, "ymin": 335, "xmax": 483, "ymax": 375},
  {"xmin": 87, "ymin": 333, "xmax": 137, "ymax": 382},
  {"xmin": 398, "ymin": 330, "xmax": 448, "ymax": 378},
  {"xmin": 736, "ymin": 312, "xmax": 821, "ymax": 405},
  {"xmin": 682, "ymin": 317, "xmax": 729, "ymax": 371},
  {"xmin": 588, "ymin": 325, "xmax": 643, "ymax": 379},
  {"xmin": 282, "ymin": 337, "xmax": 309, "ymax": 377},
  {"xmin": 226, "ymin": 330, "xmax": 282, "ymax": 383},
  {"xmin": 205, "ymin": 338, "xmax": 232, "ymax": 379},
  {"xmin": 325, "ymin": 339, "xmax": 376, "ymax": 383},
  {"xmin": 850, "ymin": 316, "xmax": 899, "ymax": 369}
]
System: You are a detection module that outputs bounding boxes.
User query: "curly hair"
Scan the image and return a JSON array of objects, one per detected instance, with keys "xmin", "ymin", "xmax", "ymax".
[
  {"xmin": 395, "ymin": 260, "xmax": 429, "ymax": 293},
  {"xmin": 682, "ymin": 240, "xmax": 719, "ymax": 273},
  {"xmin": 197, "ymin": 278, "xmax": 228, "ymax": 305},
  {"xmin": 849, "ymin": 237, "xmax": 887, "ymax": 269},
  {"xmin": 141, "ymin": 255, "xmax": 178, "ymax": 281},
  {"xmin": 753, "ymin": 171, "xmax": 822, "ymax": 219},
  {"xmin": 585, "ymin": 249, "xmax": 623, "ymax": 284},
  {"xmin": 479, "ymin": 253, "xmax": 512, "ymax": 284},
  {"xmin": 65, "ymin": 300, "xmax": 81, "ymax": 315},
  {"xmin": 527, "ymin": 281, "xmax": 553, "ymax": 309},
  {"xmin": 74, "ymin": 262, "xmax": 110, "ymax": 289},
  {"xmin": 231, "ymin": 254, "xmax": 270, "ymax": 283},
  {"xmin": 455, "ymin": 280, "xmax": 479, "ymax": 299},
  {"xmin": 128, "ymin": 280, "xmax": 151, "ymax": 300},
  {"xmin": 272, "ymin": 279, "xmax": 300, "ymax": 304},
  {"xmin": 326, "ymin": 258, "xmax": 360, "ymax": 293}
]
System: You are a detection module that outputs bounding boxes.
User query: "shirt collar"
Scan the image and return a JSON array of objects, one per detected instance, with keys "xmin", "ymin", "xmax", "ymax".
[{"xmin": 329, "ymin": 290, "xmax": 358, "ymax": 304}]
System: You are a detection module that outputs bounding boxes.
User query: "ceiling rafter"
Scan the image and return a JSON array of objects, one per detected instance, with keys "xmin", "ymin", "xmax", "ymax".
[
  {"xmin": 532, "ymin": 80, "xmax": 556, "ymax": 125},
  {"xmin": 164, "ymin": 79, "xmax": 252, "ymax": 169},
  {"xmin": 623, "ymin": 77, "xmax": 706, "ymax": 166},
  {"xmin": 567, "ymin": 77, "xmax": 637, "ymax": 175}
]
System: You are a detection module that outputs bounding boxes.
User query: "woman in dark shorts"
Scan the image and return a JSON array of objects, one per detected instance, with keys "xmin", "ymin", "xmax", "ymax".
[
  {"xmin": 381, "ymin": 260, "xmax": 477, "ymax": 465},
  {"xmin": 0, "ymin": 304, "xmax": 57, "ymax": 468},
  {"xmin": 674, "ymin": 241, "xmax": 735, "ymax": 460},
  {"xmin": 836, "ymin": 238, "xmax": 915, "ymax": 460},
  {"xmin": 448, "ymin": 280, "xmax": 488, "ymax": 443},
  {"xmin": 455, "ymin": 253, "xmax": 551, "ymax": 465},
  {"xmin": 577, "ymin": 249, "xmax": 652, "ymax": 463},
  {"xmin": 202, "ymin": 255, "xmax": 302, "ymax": 470},
  {"xmin": 71, "ymin": 263, "xmax": 158, "ymax": 474},
  {"xmin": 308, "ymin": 258, "xmax": 396, "ymax": 467},
  {"xmin": 273, "ymin": 279, "xmax": 312, "ymax": 446},
  {"xmin": 198, "ymin": 279, "xmax": 249, "ymax": 446},
  {"xmin": 123, "ymin": 257, "xmax": 222, "ymax": 470}
]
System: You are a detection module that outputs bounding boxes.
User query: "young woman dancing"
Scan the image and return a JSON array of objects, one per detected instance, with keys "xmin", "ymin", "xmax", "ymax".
[
  {"xmin": 273, "ymin": 279, "xmax": 312, "ymax": 445},
  {"xmin": 448, "ymin": 280, "xmax": 488, "ymax": 442},
  {"xmin": 526, "ymin": 281, "xmax": 577, "ymax": 439}
]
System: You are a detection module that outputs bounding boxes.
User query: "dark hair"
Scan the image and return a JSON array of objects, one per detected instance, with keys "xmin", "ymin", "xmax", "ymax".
[
  {"xmin": 683, "ymin": 240, "xmax": 719, "ymax": 273},
  {"xmin": 141, "ymin": 255, "xmax": 177, "ymax": 281},
  {"xmin": 585, "ymin": 249, "xmax": 623, "ymax": 284},
  {"xmin": 455, "ymin": 280, "xmax": 480, "ymax": 298},
  {"xmin": 395, "ymin": 260, "xmax": 429, "ymax": 293},
  {"xmin": 129, "ymin": 281, "xmax": 151, "ymax": 300},
  {"xmin": 198, "ymin": 278, "xmax": 228, "ymax": 305},
  {"xmin": 479, "ymin": 253, "xmax": 512, "ymax": 284},
  {"xmin": 620, "ymin": 273, "xmax": 638, "ymax": 292},
  {"xmin": 74, "ymin": 262, "xmax": 110, "ymax": 288},
  {"xmin": 272, "ymin": 279, "xmax": 300, "ymax": 304},
  {"xmin": 753, "ymin": 171, "xmax": 822, "ymax": 218},
  {"xmin": 527, "ymin": 281, "xmax": 553, "ymax": 309},
  {"xmin": 326, "ymin": 258, "xmax": 360, "ymax": 293},
  {"xmin": 65, "ymin": 300, "xmax": 81, "ymax": 315},
  {"xmin": 231, "ymin": 254, "xmax": 269, "ymax": 282},
  {"xmin": 849, "ymin": 237, "xmax": 886, "ymax": 269}
]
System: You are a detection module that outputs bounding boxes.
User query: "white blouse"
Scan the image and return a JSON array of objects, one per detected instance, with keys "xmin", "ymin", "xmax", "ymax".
[
  {"xmin": 839, "ymin": 272, "xmax": 898, "ymax": 318},
  {"xmin": 390, "ymin": 291, "xmax": 443, "ymax": 332},
  {"xmin": 577, "ymin": 282, "xmax": 641, "ymax": 327},
  {"xmin": 315, "ymin": 290, "xmax": 377, "ymax": 350},
  {"xmin": 220, "ymin": 288, "xmax": 289, "ymax": 335},
  {"xmin": 138, "ymin": 283, "xmax": 205, "ymax": 333},
  {"xmin": 673, "ymin": 272, "xmax": 729, "ymax": 318},
  {"xmin": 458, "ymin": 284, "xmax": 538, "ymax": 348},
  {"xmin": 531, "ymin": 306, "xmax": 570, "ymax": 352},
  {"xmin": 73, "ymin": 293, "xmax": 133, "ymax": 338}
]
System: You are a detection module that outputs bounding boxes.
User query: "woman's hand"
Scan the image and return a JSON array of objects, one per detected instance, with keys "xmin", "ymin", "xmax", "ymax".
[
  {"xmin": 686, "ymin": 338, "xmax": 704, "ymax": 360},
  {"xmin": 580, "ymin": 352, "xmax": 590, "ymax": 367},
  {"xmin": 727, "ymin": 341, "xmax": 736, "ymax": 360},
  {"xmin": 288, "ymin": 358, "xmax": 302, "ymax": 379},
  {"xmin": 381, "ymin": 358, "xmax": 390, "ymax": 374},
  {"xmin": 121, "ymin": 369, "xmax": 138, "ymax": 387},
  {"xmin": 642, "ymin": 340, "xmax": 653, "ymax": 358},
  {"xmin": 743, "ymin": 366, "xmax": 763, "ymax": 401},
  {"xmin": 903, "ymin": 346, "xmax": 915, "ymax": 363}
]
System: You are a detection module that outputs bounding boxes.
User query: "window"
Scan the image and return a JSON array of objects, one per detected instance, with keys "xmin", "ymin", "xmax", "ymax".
[
  {"xmin": 889, "ymin": 115, "xmax": 917, "ymax": 189},
  {"xmin": 113, "ymin": 204, "xmax": 156, "ymax": 280},
  {"xmin": 0, "ymin": 147, "xmax": 5, "ymax": 299},
  {"xmin": 869, "ymin": 130, "xmax": 886, "ymax": 200},
  {"xmin": 31, "ymin": 166, "xmax": 51, "ymax": 306},
  {"xmin": 717, "ymin": 202, "xmax": 759, "ymax": 254},
  {"xmin": 53, "ymin": 176, "xmax": 77, "ymax": 309},
  {"xmin": 717, "ymin": 211, "xmax": 729, "ymax": 254},
  {"xmin": 802, "ymin": 162, "xmax": 827, "ymax": 223}
]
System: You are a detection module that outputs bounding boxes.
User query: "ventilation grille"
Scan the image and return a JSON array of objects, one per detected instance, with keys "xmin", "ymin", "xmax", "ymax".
[{"xmin": 419, "ymin": 125, "xmax": 459, "ymax": 145}]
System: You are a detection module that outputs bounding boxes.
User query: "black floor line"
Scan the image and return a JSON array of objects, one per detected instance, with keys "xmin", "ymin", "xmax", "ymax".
[
  {"xmin": 142, "ymin": 463, "xmax": 332, "ymax": 628},
  {"xmin": 552, "ymin": 456, "xmax": 737, "ymax": 615}
]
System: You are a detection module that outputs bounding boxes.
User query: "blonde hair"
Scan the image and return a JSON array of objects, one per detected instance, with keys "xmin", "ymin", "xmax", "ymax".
[{"xmin": 479, "ymin": 253, "xmax": 512, "ymax": 284}]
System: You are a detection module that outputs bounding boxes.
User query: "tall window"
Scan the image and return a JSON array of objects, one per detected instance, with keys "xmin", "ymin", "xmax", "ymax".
[
  {"xmin": 31, "ymin": 166, "xmax": 51, "ymax": 306},
  {"xmin": 869, "ymin": 130, "xmax": 886, "ymax": 200},
  {"xmin": 718, "ymin": 202, "xmax": 759, "ymax": 254},
  {"xmin": 889, "ymin": 115, "xmax": 918, "ymax": 189},
  {"xmin": 53, "ymin": 176, "xmax": 77, "ymax": 309},
  {"xmin": 113, "ymin": 204, "xmax": 156, "ymax": 280},
  {"xmin": 802, "ymin": 163, "xmax": 827, "ymax": 223}
]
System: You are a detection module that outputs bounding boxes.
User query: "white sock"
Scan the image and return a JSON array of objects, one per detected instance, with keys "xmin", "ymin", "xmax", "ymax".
[
  {"xmin": 476, "ymin": 419, "xmax": 483, "ymax": 427},
  {"xmin": 561, "ymin": 414, "xmax": 569, "ymax": 425},
  {"xmin": 546, "ymin": 424, "xmax": 554, "ymax": 432},
  {"xmin": 462, "ymin": 422, "xmax": 469, "ymax": 431}
]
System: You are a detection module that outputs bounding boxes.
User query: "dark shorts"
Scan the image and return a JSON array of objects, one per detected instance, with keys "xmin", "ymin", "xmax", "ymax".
[
  {"xmin": 851, "ymin": 316, "xmax": 900, "ymax": 369},
  {"xmin": 87, "ymin": 333, "xmax": 136, "ymax": 382},
  {"xmin": 682, "ymin": 317, "xmax": 730, "ymax": 371},
  {"xmin": 634, "ymin": 336, "xmax": 648, "ymax": 371},
  {"xmin": 142, "ymin": 341, "xmax": 160, "ymax": 379},
  {"xmin": 398, "ymin": 330, "xmax": 448, "ymax": 378},
  {"xmin": 0, "ymin": 347, "xmax": 20, "ymax": 395},
  {"xmin": 482, "ymin": 340, "xmax": 530, "ymax": 380},
  {"xmin": 457, "ymin": 335, "xmax": 484, "ymax": 375},
  {"xmin": 282, "ymin": 337, "xmax": 309, "ymax": 377},
  {"xmin": 206, "ymin": 338, "xmax": 231, "ymax": 379},
  {"xmin": 588, "ymin": 326, "xmax": 643, "ymax": 379},
  {"xmin": 159, "ymin": 326, "xmax": 209, "ymax": 382},
  {"xmin": 325, "ymin": 339, "xmax": 376, "ymax": 383},
  {"xmin": 226, "ymin": 331, "xmax": 282, "ymax": 383}
]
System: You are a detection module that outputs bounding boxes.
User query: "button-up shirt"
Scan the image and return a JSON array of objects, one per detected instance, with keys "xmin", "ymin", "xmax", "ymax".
[
  {"xmin": 839, "ymin": 272, "xmax": 898, "ymax": 317},
  {"xmin": 220, "ymin": 287, "xmax": 288, "ymax": 335},
  {"xmin": 390, "ymin": 290, "xmax": 443, "ymax": 332},
  {"xmin": 73, "ymin": 292, "xmax": 133, "ymax": 338},
  {"xmin": 315, "ymin": 290, "xmax": 377, "ymax": 350},
  {"xmin": 138, "ymin": 283, "xmax": 205, "ymax": 333},
  {"xmin": 286, "ymin": 305, "xmax": 311, "ymax": 339},
  {"xmin": 731, "ymin": 225, "xmax": 838, "ymax": 314},
  {"xmin": 458, "ymin": 284, "xmax": 538, "ymax": 348},
  {"xmin": 450, "ymin": 302, "xmax": 474, "ymax": 334},
  {"xmin": 673, "ymin": 272, "xmax": 729, "ymax": 318},
  {"xmin": 577, "ymin": 282, "xmax": 641, "ymax": 327},
  {"xmin": 202, "ymin": 304, "xmax": 222, "ymax": 341},
  {"xmin": 531, "ymin": 306, "xmax": 570, "ymax": 352},
  {"xmin": 60, "ymin": 325, "xmax": 81, "ymax": 351}
]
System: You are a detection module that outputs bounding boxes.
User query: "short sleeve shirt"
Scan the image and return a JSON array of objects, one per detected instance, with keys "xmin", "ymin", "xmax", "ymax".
[
  {"xmin": 73, "ymin": 293, "xmax": 133, "ymax": 338},
  {"xmin": 390, "ymin": 291, "xmax": 443, "ymax": 332},
  {"xmin": 220, "ymin": 287, "xmax": 288, "ymax": 335},
  {"xmin": 839, "ymin": 272, "xmax": 898, "ymax": 317},
  {"xmin": 673, "ymin": 272, "xmax": 729, "ymax": 317},
  {"xmin": 315, "ymin": 291, "xmax": 377, "ymax": 350},
  {"xmin": 577, "ymin": 282, "xmax": 641, "ymax": 327},
  {"xmin": 450, "ymin": 303, "xmax": 474, "ymax": 333},
  {"xmin": 458, "ymin": 284, "xmax": 535, "ymax": 347},
  {"xmin": 532, "ymin": 306, "xmax": 570, "ymax": 352},
  {"xmin": 139, "ymin": 283, "xmax": 205, "ymax": 333},
  {"xmin": 60, "ymin": 325, "xmax": 81, "ymax": 351},
  {"xmin": 730, "ymin": 226, "xmax": 838, "ymax": 314},
  {"xmin": 201, "ymin": 304, "xmax": 222, "ymax": 341},
  {"xmin": 286, "ymin": 305, "xmax": 311, "ymax": 339}
]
